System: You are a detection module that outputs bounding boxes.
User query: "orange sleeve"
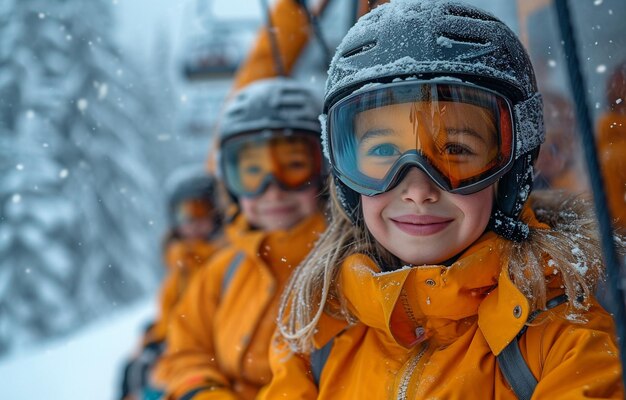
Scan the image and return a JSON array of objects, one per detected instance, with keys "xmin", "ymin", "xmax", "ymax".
[
  {"xmin": 145, "ymin": 241, "xmax": 219, "ymax": 345},
  {"xmin": 231, "ymin": 0, "xmax": 389, "ymax": 92},
  {"xmin": 231, "ymin": 0, "xmax": 311, "ymax": 91},
  {"xmin": 257, "ymin": 333, "xmax": 318, "ymax": 400},
  {"xmin": 152, "ymin": 250, "xmax": 236, "ymax": 400},
  {"xmin": 597, "ymin": 113, "xmax": 626, "ymax": 227},
  {"xmin": 525, "ymin": 301, "xmax": 623, "ymax": 398}
]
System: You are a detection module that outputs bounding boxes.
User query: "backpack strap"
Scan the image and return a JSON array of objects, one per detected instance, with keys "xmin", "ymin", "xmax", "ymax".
[
  {"xmin": 310, "ymin": 338, "xmax": 335, "ymax": 387},
  {"xmin": 221, "ymin": 251, "xmax": 245, "ymax": 294},
  {"xmin": 497, "ymin": 294, "xmax": 568, "ymax": 400}
]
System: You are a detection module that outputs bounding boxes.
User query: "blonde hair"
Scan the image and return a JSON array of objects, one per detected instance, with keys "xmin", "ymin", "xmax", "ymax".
[
  {"xmin": 277, "ymin": 184, "xmax": 607, "ymax": 353},
  {"xmin": 277, "ymin": 179, "xmax": 396, "ymax": 352}
]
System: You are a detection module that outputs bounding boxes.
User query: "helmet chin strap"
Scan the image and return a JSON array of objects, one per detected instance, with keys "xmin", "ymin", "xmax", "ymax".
[
  {"xmin": 488, "ymin": 153, "xmax": 536, "ymax": 242},
  {"xmin": 488, "ymin": 208, "xmax": 530, "ymax": 242}
]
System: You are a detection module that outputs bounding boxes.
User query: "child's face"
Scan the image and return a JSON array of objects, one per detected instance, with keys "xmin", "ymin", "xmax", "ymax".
[
  {"xmin": 240, "ymin": 183, "xmax": 318, "ymax": 231},
  {"xmin": 178, "ymin": 218, "xmax": 216, "ymax": 241},
  {"xmin": 175, "ymin": 199, "xmax": 217, "ymax": 240},
  {"xmin": 361, "ymin": 167, "xmax": 493, "ymax": 266}
]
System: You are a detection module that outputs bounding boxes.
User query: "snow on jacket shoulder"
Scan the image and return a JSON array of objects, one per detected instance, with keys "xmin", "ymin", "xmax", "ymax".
[
  {"xmin": 261, "ymin": 192, "xmax": 623, "ymax": 399},
  {"xmin": 153, "ymin": 213, "xmax": 326, "ymax": 400}
]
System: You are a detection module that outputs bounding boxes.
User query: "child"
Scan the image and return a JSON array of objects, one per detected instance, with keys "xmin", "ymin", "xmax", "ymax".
[
  {"xmin": 262, "ymin": 1, "xmax": 623, "ymax": 399},
  {"xmin": 120, "ymin": 168, "xmax": 224, "ymax": 400},
  {"xmin": 152, "ymin": 77, "xmax": 327, "ymax": 400}
]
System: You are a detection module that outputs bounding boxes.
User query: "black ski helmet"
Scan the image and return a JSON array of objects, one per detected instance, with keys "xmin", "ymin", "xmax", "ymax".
[
  {"xmin": 321, "ymin": 0, "xmax": 545, "ymax": 242},
  {"xmin": 217, "ymin": 77, "xmax": 325, "ymax": 199}
]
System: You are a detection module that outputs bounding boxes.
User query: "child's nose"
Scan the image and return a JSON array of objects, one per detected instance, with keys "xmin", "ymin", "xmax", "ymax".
[
  {"xmin": 398, "ymin": 167, "xmax": 441, "ymax": 204},
  {"xmin": 260, "ymin": 181, "xmax": 287, "ymax": 201}
]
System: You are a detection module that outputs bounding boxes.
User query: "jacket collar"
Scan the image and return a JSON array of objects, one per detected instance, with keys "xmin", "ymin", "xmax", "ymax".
[
  {"xmin": 225, "ymin": 212, "xmax": 326, "ymax": 271},
  {"xmin": 316, "ymin": 205, "xmax": 550, "ymax": 355}
]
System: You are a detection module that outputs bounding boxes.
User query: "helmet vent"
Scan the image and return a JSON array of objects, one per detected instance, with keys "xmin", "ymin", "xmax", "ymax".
[
  {"xmin": 444, "ymin": 5, "xmax": 499, "ymax": 23},
  {"xmin": 228, "ymin": 108, "xmax": 245, "ymax": 117},
  {"xmin": 439, "ymin": 32, "xmax": 490, "ymax": 46},
  {"xmin": 280, "ymin": 88, "xmax": 304, "ymax": 98},
  {"xmin": 280, "ymin": 104, "xmax": 302, "ymax": 112},
  {"xmin": 341, "ymin": 41, "xmax": 377, "ymax": 59}
]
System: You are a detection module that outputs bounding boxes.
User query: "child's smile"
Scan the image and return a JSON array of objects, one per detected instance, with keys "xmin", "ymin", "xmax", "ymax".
[
  {"xmin": 361, "ymin": 167, "xmax": 493, "ymax": 266},
  {"xmin": 388, "ymin": 213, "xmax": 454, "ymax": 236}
]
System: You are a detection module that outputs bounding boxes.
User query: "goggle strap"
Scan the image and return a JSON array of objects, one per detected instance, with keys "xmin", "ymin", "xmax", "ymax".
[{"xmin": 514, "ymin": 93, "xmax": 544, "ymax": 158}]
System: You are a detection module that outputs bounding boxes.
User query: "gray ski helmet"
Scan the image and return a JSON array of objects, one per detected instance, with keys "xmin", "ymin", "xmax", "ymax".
[
  {"xmin": 164, "ymin": 166, "xmax": 220, "ymax": 228},
  {"xmin": 219, "ymin": 77, "xmax": 322, "ymax": 144},
  {"xmin": 217, "ymin": 77, "xmax": 325, "ymax": 199},
  {"xmin": 322, "ymin": 0, "xmax": 545, "ymax": 242}
]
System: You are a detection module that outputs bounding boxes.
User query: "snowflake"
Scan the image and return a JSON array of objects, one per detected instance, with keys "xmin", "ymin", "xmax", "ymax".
[{"xmin": 77, "ymin": 98, "xmax": 88, "ymax": 111}]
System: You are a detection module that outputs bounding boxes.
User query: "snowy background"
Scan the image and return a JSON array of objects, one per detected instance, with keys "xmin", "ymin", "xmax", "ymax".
[{"xmin": 0, "ymin": 0, "xmax": 623, "ymax": 399}]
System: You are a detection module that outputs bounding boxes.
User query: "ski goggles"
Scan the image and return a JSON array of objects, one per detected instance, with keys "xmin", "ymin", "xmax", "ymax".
[
  {"xmin": 175, "ymin": 199, "xmax": 215, "ymax": 225},
  {"xmin": 220, "ymin": 129, "xmax": 323, "ymax": 198},
  {"xmin": 327, "ymin": 81, "xmax": 515, "ymax": 196}
]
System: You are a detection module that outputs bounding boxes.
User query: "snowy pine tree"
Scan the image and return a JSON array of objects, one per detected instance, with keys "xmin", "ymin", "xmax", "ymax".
[{"xmin": 0, "ymin": 0, "xmax": 163, "ymax": 355}]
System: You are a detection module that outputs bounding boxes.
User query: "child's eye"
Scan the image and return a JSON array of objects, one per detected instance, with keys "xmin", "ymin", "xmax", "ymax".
[
  {"xmin": 442, "ymin": 143, "xmax": 475, "ymax": 156},
  {"xmin": 243, "ymin": 165, "xmax": 263, "ymax": 175},
  {"xmin": 285, "ymin": 160, "xmax": 308, "ymax": 171},
  {"xmin": 367, "ymin": 143, "xmax": 400, "ymax": 157}
]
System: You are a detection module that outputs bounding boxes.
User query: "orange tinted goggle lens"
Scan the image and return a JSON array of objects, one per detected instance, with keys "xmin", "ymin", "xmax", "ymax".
[
  {"xmin": 354, "ymin": 100, "xmax": 511, "ymax": 188},
  {"xmin": 236, "ymin": 136, "xmax": 322, "ymax": 194},
  {"xmin": 329, "ymin": 82, "xmax": 514, "ymax": 194},
  {"xmin": 176, "ymin": 199, "xmax": 213, "ymax": 222}
]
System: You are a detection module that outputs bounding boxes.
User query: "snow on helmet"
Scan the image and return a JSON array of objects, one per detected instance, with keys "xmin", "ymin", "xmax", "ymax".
[{"xmin": 322, "ymin": 0, "xmax": 544, "ymax": 242}]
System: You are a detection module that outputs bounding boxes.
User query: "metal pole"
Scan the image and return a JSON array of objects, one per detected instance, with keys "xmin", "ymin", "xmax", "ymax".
[
  {"xmin": 554, "ymin": 0, "xmax": 626, "ymax": 388},
  {"xmin": 260, "ymin": 0, "xmax": 286, "ymax": 76}
]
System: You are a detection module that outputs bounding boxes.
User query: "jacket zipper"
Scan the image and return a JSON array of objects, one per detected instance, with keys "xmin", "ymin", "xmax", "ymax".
[{"xmin": 397, "ymin": 342, "xmax": 429, "ymax": 400}]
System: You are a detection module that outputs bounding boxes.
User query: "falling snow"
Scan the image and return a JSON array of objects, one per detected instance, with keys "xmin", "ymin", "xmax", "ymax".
[{"xmin": 77, "ymin": 98, "xmax": 88, "ymax": 111}]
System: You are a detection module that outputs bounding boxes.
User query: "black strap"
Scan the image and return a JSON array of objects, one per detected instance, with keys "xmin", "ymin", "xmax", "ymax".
[
  {"xmin": 259, "ymin": 0, "xmax": 286, "ymax": 76},
  {"xmin": 221, "ymin": 252, "xmax": 245, "ymax": 294},
  {"xmin": 497, "ymin": 294, "xmax": 568, "ymax": 399},
  {"xmin": 310, "ymin": 338, "xmax": 334, "ymax": 387},
  {"xmin": 498, "ymin": 338, "xmax": 537, "ymax": 400}
]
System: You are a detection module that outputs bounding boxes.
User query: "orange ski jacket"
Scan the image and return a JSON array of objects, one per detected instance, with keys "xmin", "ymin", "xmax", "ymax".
[
  {"xmin": 153, "ymin": 213, "xmax": 326, "ymax": 399},
  {"xmin": 261, "ymin": 202, "xmax": 623, "ymax": 399},
  {"xmin": 597, "ymin": 112, "xmax": 626, "ymax": 229},
  {"xmin": 231, "ymin": 0, "xmax": 389, "ymax": 91},
  {"xmin": 144, "ymin": 238, "xmax": 222, "ymax": 346}
]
